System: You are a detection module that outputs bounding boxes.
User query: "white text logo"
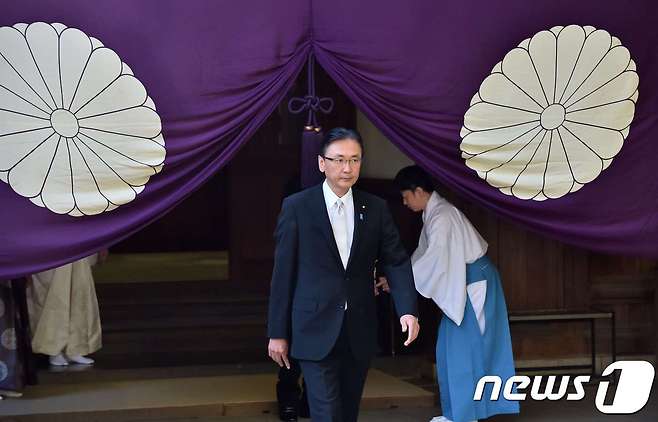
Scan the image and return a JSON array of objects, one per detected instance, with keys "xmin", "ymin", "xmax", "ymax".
[{"xmin": 474, "ymin": 360, "xmax": 655, "ymax": 415}]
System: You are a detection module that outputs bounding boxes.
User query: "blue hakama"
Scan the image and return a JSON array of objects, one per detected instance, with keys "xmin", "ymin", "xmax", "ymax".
[{"xmin": 436, "ymin": 255, "xmax": 519, "ymax": 422}]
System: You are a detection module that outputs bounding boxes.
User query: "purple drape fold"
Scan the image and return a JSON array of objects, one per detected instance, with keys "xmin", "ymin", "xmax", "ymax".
[
  {"xmin": 2, "ymin": 0, "xmax": 658, "ymax": 279},
  {"xmin": 312, "ymin": 0, "xmax": 658, "ymax": 256}
]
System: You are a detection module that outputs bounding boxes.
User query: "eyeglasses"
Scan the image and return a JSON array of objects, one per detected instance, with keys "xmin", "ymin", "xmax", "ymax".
[{"xmin": 322, "ymin": 156, "xmax": 362, "ymax": 166}]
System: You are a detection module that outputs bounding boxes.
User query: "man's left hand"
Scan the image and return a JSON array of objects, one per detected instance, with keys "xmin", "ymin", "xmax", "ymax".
[{"xmin": 400, "ymin": 314, "xmax": 419, "ymax": 346}]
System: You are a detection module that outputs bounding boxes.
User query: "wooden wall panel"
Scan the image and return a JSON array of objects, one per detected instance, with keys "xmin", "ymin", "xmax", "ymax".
[
  {"xmin": 563, "ymin": 248, "xmax": 590, "ymax": 309},
  {"xmin": 111, "ymin": 171, "xmax": 229, "ymax": 253},
  {"xmin": 588, "ymin": 252, "xmax": 657, "ymax": 356}
]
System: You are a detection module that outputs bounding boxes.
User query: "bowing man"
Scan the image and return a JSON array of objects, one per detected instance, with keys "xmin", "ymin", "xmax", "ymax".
[{"xmin": 393, "ymin": 165, "xmax": 519, "ymax": 422}]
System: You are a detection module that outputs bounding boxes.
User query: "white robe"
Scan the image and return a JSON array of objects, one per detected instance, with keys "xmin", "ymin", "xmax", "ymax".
[{"xmin": 411, "ymin": 192, "xmax": 488, "ymax": 328}]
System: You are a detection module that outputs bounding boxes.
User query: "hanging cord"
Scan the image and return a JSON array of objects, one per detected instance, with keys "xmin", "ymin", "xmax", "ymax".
[{"xmin": 288, "ymin": 54, "xmax": 334, "ymax": 131}]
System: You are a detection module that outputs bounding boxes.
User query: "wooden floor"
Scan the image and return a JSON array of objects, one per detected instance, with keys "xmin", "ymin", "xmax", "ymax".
[
  {"xmin": 0, "ymin": 369, "xmax": 434, "ymax": 421},
  {"xmin": 3, "ymin": 372, "xmax": 657, "ymax": 422},
  {"xmin": 2, "ymin": 358, "xmax": 657, "ymax": 422}
]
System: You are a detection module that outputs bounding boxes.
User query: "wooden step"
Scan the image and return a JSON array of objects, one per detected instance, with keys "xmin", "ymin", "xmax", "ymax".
[
  {"xmin": 92, "ymin": 251, "xmax": 229, "ymax": 284},
  {"xmin": 93, "ymin": 280, "xmax": 271, "ymax": 367},
  {"xmin": 95, "ymin": 280, "xmax": 268, "ymax": 305}
]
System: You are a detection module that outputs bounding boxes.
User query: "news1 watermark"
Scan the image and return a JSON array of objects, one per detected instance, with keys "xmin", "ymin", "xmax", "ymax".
[{"xmin": 474, "ymin": 361, "xmax": 655, "ymax": 414}]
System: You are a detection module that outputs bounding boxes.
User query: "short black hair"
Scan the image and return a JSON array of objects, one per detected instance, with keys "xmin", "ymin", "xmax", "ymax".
[
  {"xmin": 394, "ymin": 165, "xmax": 434, "ymax": 193},
  {"xmin": 320, "ymin": 127, "xmax": 364, "ymax": 156}
]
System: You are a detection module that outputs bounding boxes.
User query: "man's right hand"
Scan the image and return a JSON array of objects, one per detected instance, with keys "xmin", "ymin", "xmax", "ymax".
[
  {"xmin": 374, "ymin": 276, "xmax": 391, "ymax": 296},
  {"xmin": 268, "ymin": 338, "xmax": 290, "ymax": 369}
]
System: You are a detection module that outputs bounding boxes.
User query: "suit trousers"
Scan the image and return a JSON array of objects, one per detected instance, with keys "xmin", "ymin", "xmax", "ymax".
[{"xmin": 298, "ymin": 312, "xmax": 371, "ymax": 422}]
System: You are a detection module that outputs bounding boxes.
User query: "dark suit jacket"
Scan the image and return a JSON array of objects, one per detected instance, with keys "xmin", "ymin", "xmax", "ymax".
[{"xmin": 267, "ymin": 184, "xmax": 418, "ymax": 361}]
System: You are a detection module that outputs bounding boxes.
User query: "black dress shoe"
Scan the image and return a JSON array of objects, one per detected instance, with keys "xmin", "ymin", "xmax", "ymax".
[{"xmin": 279, "ymin": 405, "xmax": 298, "ymax": 421}]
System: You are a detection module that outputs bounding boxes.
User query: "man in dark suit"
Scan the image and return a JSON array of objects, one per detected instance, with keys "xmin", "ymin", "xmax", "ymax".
[{"xmin": 267, "ymin": 127, "xmax": 420, "ymax": 422}]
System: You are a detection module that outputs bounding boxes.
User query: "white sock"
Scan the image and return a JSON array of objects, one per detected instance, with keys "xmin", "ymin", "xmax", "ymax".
[
  {"xmin": 67, "ymin": 354, "xmax": 95, "ymax": 365},
  {"xmin": 49, "ymin": 353, "xmax": 69, "ymax": 366},
  {"xmin": 0, "ymin": 389, "xmax": 22, "ymax": 398}
]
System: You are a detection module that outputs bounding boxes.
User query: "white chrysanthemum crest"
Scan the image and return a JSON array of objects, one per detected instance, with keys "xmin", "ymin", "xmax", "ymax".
[
  {"xmin": 0, "ymin": 22, "xmax": 165, "ymax": 216},
  {"xmin": 460, "ymin": 25, "xmax": 638, "ymax": 200}
]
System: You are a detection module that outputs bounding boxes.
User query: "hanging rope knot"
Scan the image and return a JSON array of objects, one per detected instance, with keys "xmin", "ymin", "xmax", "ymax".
[
  {"xmin": 307, "ymin": 95, "xmax": 321, "ymax": 110},
  {"xmin": 287, "ymin": 54, "xmax": 334, "ymax": 130},
  {"xmin": 288, "ymin": 95, "xmax": 334, "ymax": 114}
]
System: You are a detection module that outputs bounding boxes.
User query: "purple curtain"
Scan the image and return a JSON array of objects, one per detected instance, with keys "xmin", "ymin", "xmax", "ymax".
[
  {"xmin": 2, "ymin": 1, "xmax": 658, "ymax": 279},
  {"xmin": 0, "ymin": 0, "xmax": 310, "ymax": 278}
]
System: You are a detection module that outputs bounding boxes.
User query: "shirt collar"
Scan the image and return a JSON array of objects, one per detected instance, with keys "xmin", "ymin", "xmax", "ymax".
[
  {"xmin": 422, "ymin": 191, "xmax": 442, "ymax": 223},
  {"xmin": 323, "ymin": 179, "xmax": 353, "ymax": 209}
]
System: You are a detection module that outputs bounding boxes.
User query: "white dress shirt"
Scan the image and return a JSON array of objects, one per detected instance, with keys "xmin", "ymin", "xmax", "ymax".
[
  {"xmin": 323, "ymin": 180, "xmax": 355, "ymax": 311},
  {"xmin": 322, "ymin": 180, "xmax": 355, "ymax": 268}
]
